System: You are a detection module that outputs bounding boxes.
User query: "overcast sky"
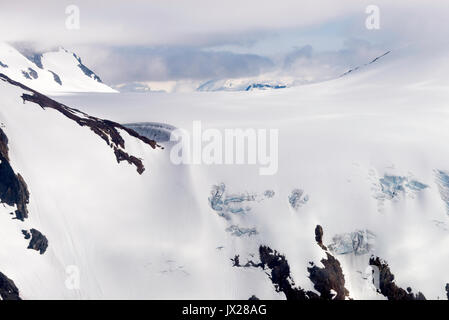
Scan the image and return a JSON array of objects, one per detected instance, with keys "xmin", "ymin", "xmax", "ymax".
[{"xmin": 1, "ymin": 1, "xmax": 447, "ymax": 85}]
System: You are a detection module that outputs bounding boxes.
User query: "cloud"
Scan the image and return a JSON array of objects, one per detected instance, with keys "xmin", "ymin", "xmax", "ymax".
[
  {"xmin": 0, "ymin": 0, "xmax": 362, "ymax": 47},
  {"xmin": 78, "ymin": 46, "xmax": 274, "ymax": 83}
]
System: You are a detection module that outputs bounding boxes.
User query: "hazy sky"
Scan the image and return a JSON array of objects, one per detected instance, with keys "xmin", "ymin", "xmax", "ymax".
[{"xmin": 1, "ymin": 1, "xmax": 447, "ymax": 85}]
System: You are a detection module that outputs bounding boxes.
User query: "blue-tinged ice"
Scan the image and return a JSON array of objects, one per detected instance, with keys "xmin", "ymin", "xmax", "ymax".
[{"xmin": 288, "ymin": 189, "xmax": 309, "ymax": 210}]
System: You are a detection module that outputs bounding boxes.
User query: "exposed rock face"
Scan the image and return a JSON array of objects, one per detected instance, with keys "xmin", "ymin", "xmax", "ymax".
[
  {"xmin": 248, "ymin": 295, "xmax": 259, "ymax": 300},
  {"xmin": 23, "ymin": 229, "xmax": 48, "ymax": 254},
  {"xmin": 446, "ymin": 283, "xmax": 449, "ymax": 300},
  {"xmin": 315, "ymin": 225, "xmax": 327, "ymax": 250},
  {"xmin": 233, "ymin": 225, "xmax": 349, "ymax": 300},
  {"xmin": 258, "ymin": 246, "xmax": 317, "ymax": 300},
  {"xmin": 308, "ymin": 252, "xmax": 349, "ymax": 300},
  {"xmin": 0, "ymin": 128, "xmax": 30, "ymax": 221},
  {"xmin": 48, "ymin": 70, "xmax": 62, "ymax": 85},
  {"xmin": 0, "ymin": 73, "xmax": 160, "ymax": 175},
  {"xmin": 369, "ymin": 256, "xmax": 426, "ymax": 300},
  {"xmin": 0, "ymin": 272, "xmax": 21, "ymax": 300}
]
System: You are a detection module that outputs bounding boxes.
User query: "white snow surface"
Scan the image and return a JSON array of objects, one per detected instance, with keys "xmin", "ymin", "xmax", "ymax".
[
  {"xmin": 1, "ymin": 44, "xmax": 449, "ymax": 299},
  {"xmin": 0, "ymin": 42, "xmax": 116, "ymax": 95}
]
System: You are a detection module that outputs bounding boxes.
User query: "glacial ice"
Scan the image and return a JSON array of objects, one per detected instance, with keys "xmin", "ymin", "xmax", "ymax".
[
  {"xmin": 376, "ymin": 174, "xmax": 428, "ymax": 201},
  {"xmin": 328, "ymin": 230, "xmax": 376, "ymax": 255},
  {"xmin": 288, "ymin": 189, "xmax": 309, "ymax": 210}
]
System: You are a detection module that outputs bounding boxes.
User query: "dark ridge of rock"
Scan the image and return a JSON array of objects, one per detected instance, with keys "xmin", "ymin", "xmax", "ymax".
[
  {"xmin": 307, "ymin": 252, "xmax": 349, "ymax": 300},
  {"xmin": 340, "ymin": 51, "xmax": 390, "ymax": 77},
  {"xmin": 0, "ymin": 60, "xmax": 8, "ymax": 68},
  {"xmin": 446, "ymin": 283, "xmax": 449, "ymax": 300},
  {"xmin": 231, "ymin": 255, "xmax": 240, "ymax": 267},
  {"xmin": 258, "ymin": 246, "xmax": 317, "ymax": 300},
  {"xmin": 0, "ymin": 127, "xmax": 9, "ymax": 160},
  {"xmin": 248, "ymin": 295, "xmax": 259, "ymax": 300},
  {"xmin": 233, "ymin": 226, "xmax": 349, "ymax": 300},
  {"xmin": 0, "ymin": 128, "xmax": 30, "ymax": 221},
  {"xmin": 369, "ymin": 256, "xmax": 426, "ymax": 300},
  {"xmin": 21, "ymin": 70, "xmax": 32, "ymax": 80},
  {"xmin": 0, "ymin": 72, "xmax": 161, "ymax": 174},
  {"xmin": 114, "ymin": 148, "xmax": 145, "ymax": 175},
  {"xmin": 315, "ymin": 225, "xmax": 327, "ymax": 250},
  {"xmin": 21, "ymin": 68, "xmax": 38, "ymax": 80},
  {"xmin": 307, "ymin": 225, "xmax": 349, "ymax": 300},
  {"xmin": 48, "ymin": 70, "xmax": 62, "ymax": 85},
  {"xmin": 28, "ymin": 68, "xmax": 38, "ymax": 79},
  {"xmin": 22, "ymin": 230, "xmax": 31, "ymax": 239},
  {"xmin": 24, "ymin": 228, "xmax": 48, "ymax": 254},
  {"xmin": 0, "ymin": 272, "xmax": 21, "ymax": 300}
]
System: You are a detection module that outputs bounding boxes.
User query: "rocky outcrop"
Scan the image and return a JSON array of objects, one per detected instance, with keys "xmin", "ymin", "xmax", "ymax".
[
  {"xmin": 446, "ymin": 283, "xmax": 449, "ymax": 300},
  {"xmin": 0, "ymin": 128, "xmax": 30, "ymax": 221},
  {"xmin": 369, "ymin": 256, "xmax": 426, "ymax": 300},
  {"xmin": 308, "ymin": 225, "xmax": 349, "ymax": 300},
  {"xmin": 258, "ymin": 246, "xmax": 317, "ymax": 300},
  {"xmin": 233, "ymin": 226, "xmax": 349, "ymax": 300},
  {"xmin": 0, "ymin": 272, "xmax": 21, "ymax": 300},
  {"xmin": 23, "ymin": 229, "xmax": 48, "ymax": 254},
  {"xmin": 0, "ymin": 72, "xmax": 160, "ymax": 175}
]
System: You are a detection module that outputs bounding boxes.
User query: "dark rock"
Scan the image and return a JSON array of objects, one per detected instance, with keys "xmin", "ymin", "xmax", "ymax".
[
  {"xmin": 22, "ymin": 230, "xmax": 31, "ymax": 239},
  {"xmin": 72, "ymin": 52, "xmax": 103, "ymax": 83},
  {"xmin": 26, "ymin": 229, "xmax": 48, "ymax": 254},
  {"xmin": 445, "ymin": 283, "xmax": 449, "ymax": 300},
  {"xmin": 0, "ymin": 272, "xmax": 21, "ymax": 300},
  {"xmin": 21, "ymin": 68, "xmax": 38, "ymax": 80},
  {"xmin": 369, "ymin": 256, "xmax": 426, "ymax": 300},
  {"xmin": 25, "ymin": 53, "xmax": 44, "ymax": 69},
  {"xmin": 231, "ymin": 255, "xmax": 240, "ymax": 267},
  {"xmin": 48, "ymin": 70, "xmax": 62, "ymax": 85},
  {"xmin": 307, "ymin": 252, "xmax": 349, "ymax": 300},
  {"xmin": 248, "ymin": 295, "xmax": 259, "ymax": 300},
  {"xmin": 259, "ymin": 246, "xmax": 315, "ymax": 300},
  {"xmin": 0, "ymin": 128, "xmax": 30, "ymax": 221},
  {"xmin": 315, "ymin": 225, "xmax": 327, "ymax": 250},
  {"xmin": 0, "ymin": 60, "xmax": 8, "ymax": 68},
  {"xmin": 21, "ymin": 70, "xmax": 32, "ymax": 79},
  {"xmin": 232, "ymin": 226, "xmax": 349, "ymax": 300}
]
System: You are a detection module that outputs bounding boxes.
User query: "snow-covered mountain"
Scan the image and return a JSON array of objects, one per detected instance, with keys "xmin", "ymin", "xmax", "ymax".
[
  {"xmin": 0, "ymin": 43, "xmax": 116, "ymax": 94},
  {"xmin": 1, "ymin": 43, "xmax": 449, "ymax": 300}
]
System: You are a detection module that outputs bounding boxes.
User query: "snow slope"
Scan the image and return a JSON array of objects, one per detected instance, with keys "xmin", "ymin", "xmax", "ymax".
[
  {"xmin": 0, "ymin": 42, "xmax": 116, "ymax": 95},
  {"xmin": 1, "ymin": 43, "xmax": 449, "ymax": 300}
]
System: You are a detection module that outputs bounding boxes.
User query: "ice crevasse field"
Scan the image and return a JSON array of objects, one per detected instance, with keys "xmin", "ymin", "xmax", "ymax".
[{"xmin": 1, "ymin": 44, "xmax": 449, "ymax": 299}]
